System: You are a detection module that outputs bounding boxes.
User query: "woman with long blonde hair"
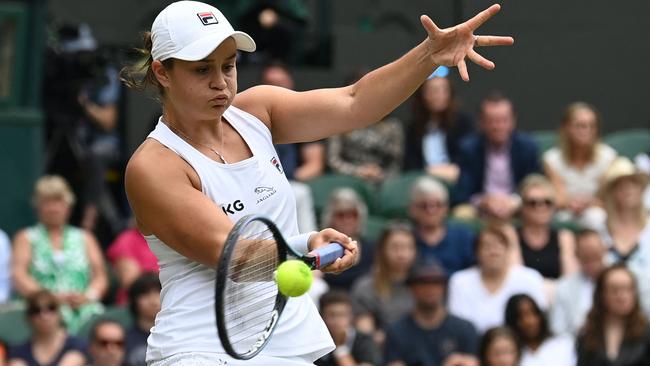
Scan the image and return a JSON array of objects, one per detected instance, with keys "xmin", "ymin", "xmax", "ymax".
[
  {"xmin": 543, "ymin": 102, "xmax": 617, "ymax": 229},
  {"xmin": 350, "ymin": 222, "xmax": 417, "ymax": 344}
]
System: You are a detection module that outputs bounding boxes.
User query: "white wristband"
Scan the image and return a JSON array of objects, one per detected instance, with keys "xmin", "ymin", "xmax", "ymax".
[
  {"xmin": 287, "ymin": 231, "xmax": 317, "ymax": 255},
  {"xmin": 333, "ymin": 345, "xmax": 351, "ymax": 357}
]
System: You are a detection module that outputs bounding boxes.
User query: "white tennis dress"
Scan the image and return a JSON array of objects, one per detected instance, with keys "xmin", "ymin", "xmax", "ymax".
[{"xmin": 144, "ymin": 105, "xmax": 334, "ymax": 365}]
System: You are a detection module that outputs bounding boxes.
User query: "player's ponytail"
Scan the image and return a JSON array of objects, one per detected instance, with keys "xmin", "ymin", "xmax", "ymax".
[{"xmin": 120, "ymin": 31, "xmax": 173, "ymax": 98}]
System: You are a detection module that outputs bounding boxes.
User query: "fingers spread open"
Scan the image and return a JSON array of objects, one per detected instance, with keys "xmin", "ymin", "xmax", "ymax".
[
  {"xmin": 468, "ymin": 49, "xmax": 495, "ymax": 70},
  {"xmin": 457, "ymin": 59, "xmax": 469, "ymax": 82},
  {"xmin": 420, "ymin": 14, "xmax": 440, "ymax": 38},
  {"xmin": 465, "ymin": 4, "xmax": 501, "ymax": 30},
  {"xmin": 475, "ymin": 35, "xmax": 515, "ymax": 47}
]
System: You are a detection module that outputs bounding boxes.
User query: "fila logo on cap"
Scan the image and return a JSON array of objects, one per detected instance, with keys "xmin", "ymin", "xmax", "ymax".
[{"xmin": 197, "ymin": 12, "xmax": 218, "ymax": 25}]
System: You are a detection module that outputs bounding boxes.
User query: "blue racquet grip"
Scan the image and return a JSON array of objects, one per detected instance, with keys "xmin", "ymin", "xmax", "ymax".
[{"xmin": 309, "ymin": 243, "xmax": 345, "ymax": 269}]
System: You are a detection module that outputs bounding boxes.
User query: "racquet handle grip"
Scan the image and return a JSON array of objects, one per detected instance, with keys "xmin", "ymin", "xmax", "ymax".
[{"xmin": 309, "ymin": 243, "xmax": 345, "ymax": 269}]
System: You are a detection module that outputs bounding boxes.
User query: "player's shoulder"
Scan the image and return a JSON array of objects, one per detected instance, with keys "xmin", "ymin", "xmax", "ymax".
[
  {"xmin": 234, "ymin": 85, "xmax": 296, "ymax": 126},
  {"xmin": 126, "ymin": 139, "xmax": 198, "ymax": 192}
]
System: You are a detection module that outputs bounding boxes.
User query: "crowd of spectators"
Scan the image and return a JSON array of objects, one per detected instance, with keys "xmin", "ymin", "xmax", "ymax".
[{"xmin": 1, "ymin": 19, "xmax": 650, "ymax": 366}]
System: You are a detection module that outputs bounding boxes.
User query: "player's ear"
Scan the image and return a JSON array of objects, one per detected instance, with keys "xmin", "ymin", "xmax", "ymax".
[{"xmin": 152, "ymin": 60, "xmax": 172, "ymax": 88}]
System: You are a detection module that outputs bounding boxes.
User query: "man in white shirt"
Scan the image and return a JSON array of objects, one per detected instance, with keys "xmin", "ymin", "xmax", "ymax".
[
  {"xmin": 448, "ymin": 226, "xmax": 546, "ymax": 334},
  {"xmin": 550, "ymin": 229, "xmax": 606, "ymax": 336}
]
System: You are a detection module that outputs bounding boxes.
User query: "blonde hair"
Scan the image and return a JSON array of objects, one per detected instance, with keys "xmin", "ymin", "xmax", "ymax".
[
  {"xmin": 603, "ymin": 176, "xmax": 648, "ymax": 230},
  {"xmin": 559, "ymin": 102, "xmax": 601, "ymax": 163},
  {"xmin": 519, "ymin": 173, "xmax": 556, "ymax": 197},
  {"xmin": 33, "ymin": 175, "xmax": 76, "ymax": 206}
]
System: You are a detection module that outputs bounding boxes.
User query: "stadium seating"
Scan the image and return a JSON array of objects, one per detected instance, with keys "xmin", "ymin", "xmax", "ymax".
[
  {"xmin": 306, "ymin": 174, "xmax": 376, "ymax": 220},
  {"xmin": 0, "ymin": 304, "xmax": 30, "ymax": 346},
  {"xmin": 604, "ymin": 129, "xmax": 650, "ymax": 160},
  {"xmin": 76, "ymin": 305, "xmax": 133, "ymax": 340},
  {"xmin": 364, "ymin": 215, "xmax": 388, "ymax": 241},
  {"xmin": 378, "ymin": 172, "xmax": 452, "ymax": 219},
  {"xmin": 531, "ymin": 130, "xmax": 558, "ymax": 154}
]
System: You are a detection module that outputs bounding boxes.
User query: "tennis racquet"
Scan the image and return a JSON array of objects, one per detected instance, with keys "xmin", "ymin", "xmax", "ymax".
[{"xmin": 215, "ymin": 214, "xmax": 345, "ymax": 360}]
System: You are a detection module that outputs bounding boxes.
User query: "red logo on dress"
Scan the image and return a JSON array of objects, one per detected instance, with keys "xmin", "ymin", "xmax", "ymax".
[
  {"xmin": 270, "ymin": 157, "xmax": 283, "ymax": 174},
  {"xmin": 197, "ymin": 12, "xmax": 218, "ymax": 25}
]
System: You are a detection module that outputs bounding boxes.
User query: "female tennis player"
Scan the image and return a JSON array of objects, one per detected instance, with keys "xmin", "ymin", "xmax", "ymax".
[{"xmin": 123, "ymin": 1, "xmax": 513, "ymax": 365}]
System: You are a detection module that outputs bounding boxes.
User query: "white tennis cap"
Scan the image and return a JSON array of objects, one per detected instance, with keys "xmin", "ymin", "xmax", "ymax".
[{"xmin": 151, "ymin": 1, "xmax": 256, "ymax": 61}]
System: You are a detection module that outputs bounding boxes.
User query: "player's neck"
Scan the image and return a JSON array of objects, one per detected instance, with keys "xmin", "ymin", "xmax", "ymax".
[{"xmin": 162, "ymin": 108, "xmax": 223, "ymax": 144}]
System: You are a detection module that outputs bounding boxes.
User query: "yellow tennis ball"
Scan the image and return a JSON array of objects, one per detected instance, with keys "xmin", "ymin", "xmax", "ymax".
[{"xmin": 275, "ymin": 260, "xmax": 313, "ymax": 297}]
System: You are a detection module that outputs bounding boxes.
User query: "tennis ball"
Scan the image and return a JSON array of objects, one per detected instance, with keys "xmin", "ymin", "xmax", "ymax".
[{"xmin": 275, "ymin": 260, "xmax": 313, "ymax": 297}]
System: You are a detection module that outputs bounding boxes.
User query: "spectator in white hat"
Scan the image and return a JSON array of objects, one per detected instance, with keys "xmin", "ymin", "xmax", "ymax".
[{"xmin": 598, "ymin": 157, "xmax": 650, "ymax": 317}]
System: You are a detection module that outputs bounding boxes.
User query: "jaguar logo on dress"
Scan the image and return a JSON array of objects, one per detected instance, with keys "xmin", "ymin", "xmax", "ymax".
[
  {"xmin": 270, "ymin": 157, "xmax": 283, "ymax": 174},
  {"xmin": 255, "ymin": 186, "xmax": 277, "ymax": 204}
]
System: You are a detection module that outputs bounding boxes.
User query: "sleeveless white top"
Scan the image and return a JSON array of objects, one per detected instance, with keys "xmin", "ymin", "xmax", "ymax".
[{"xmin": 143, "ymin": 105, "xmax": 334, "ymax": 362}]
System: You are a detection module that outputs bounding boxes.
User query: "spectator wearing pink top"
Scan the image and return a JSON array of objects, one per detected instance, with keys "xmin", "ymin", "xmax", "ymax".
[{"xmin": 107, "ymin": 225, "xmax": 159, "ymax": 304}]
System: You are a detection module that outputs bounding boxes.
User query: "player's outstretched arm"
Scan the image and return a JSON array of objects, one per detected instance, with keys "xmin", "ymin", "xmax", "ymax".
[{"xmin": 236, "ymin": 4, "xmax": 513, "ymax": 144}]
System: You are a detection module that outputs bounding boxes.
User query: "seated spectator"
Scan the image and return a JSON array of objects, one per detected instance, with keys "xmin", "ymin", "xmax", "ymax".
[
  {"xmin": 516, "ymin": 174, "xmax": 577, "ymax": 279},
  {"xmin": 448, "ymin": 226, "xmax": 547, "ymax": 334},
  {"xmin": 0, "ymin": 229, "xmax": 10, "ymax": 304},
  {"xmin": 262, "ymin": 62, "xmax": 322, "ymax": 232},
  {"xmin": 328, "ymin": 116, "xmax": 404, "ymax": 184},
  {"xmin": 106, "ymin": 220, "xmax": 159, "ymax": 305},
  {"xmin": 599, "ymin": 157, "xmax": 650, "ymax": 316},
  {"xmin": 328, "ymin": 71, "xmax": 404, "ymax": 185},
  {"xmin": 550, "ymin": 229, "xmax": 607, "ymax": 336},
  {"xmin": 453, "ymin": 92, "xmax": 540, "ymax": 221},
  {"xmin": 504, "ymin": 294, "xmax": 575, "ymax": 366},
  {"xmin": 351, "ymin": 223, "xmax": 416, "ymax": 344},
  {"xmin": 404, "ymin": 67, "xmax": 474, "ymax": 183},
  {"xmin": 543, "ymin": 102, "xmax": 616, "ymax": 229},
  {"xmin": 577, "ymin": 264, "xmax": 650, "ymax": 366},
  {"xmin": 315, "ymin": 290, "xmax": 382, "ymax": 366},
  {"xmin": 408, "ymin": 176, "xmax": 476, "ymax": 275},
  {"xmin": 478, "ymin": 327, "xmax": 521, "ymax": 366},
  {"xmin": 384, "ymin": 261, "xmax": 478, "ymax": 366},
  {"xmin": 124, "ymin": 273, "xmax": 160, "ymax": 366},
  {"xmin": 7, "ymin": 290, "xmax": 87, "ymax": 366},
  {"xmin": 321, "ymin": 188, "xmax": 374, "ymax": 290},
  {"xmin": 11, "ymin": 176, "xmax": 107, "ymax": 334},
  {"xmin": 515, "ymin": 174, "xmax": 578, "ymax": 301},
  {"xmin": 87, "ymin": 319, "xmax": 125, "ymax": 366}
]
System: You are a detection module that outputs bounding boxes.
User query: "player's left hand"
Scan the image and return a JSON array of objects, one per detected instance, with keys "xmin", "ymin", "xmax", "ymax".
[
  {"xmin": 308, "ymin": 228, "xmax": 359, "ymax": 274},
  {"xmin": 421, "ymin": 4, "xmax": 514, "ymax": 81}
]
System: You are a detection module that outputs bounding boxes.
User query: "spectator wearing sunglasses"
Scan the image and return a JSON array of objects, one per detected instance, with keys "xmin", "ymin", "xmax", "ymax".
[
  {"xmin": 87, "ymin": 320, "xmax": 125, "ymax": 366},
  {"xmin": 408, "ymin": 176, "xmax": 476, "ymax": 276},
  {"xmin": 514, "ymin": 174, "xmax": 578, "ymax": 301},
  {"xmin": 7, "ymin": 290, "xmax": 87, "ymax": 366}
]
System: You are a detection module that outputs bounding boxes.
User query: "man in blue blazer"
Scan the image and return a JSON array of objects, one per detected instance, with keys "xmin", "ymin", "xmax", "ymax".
[{"xmin": 453, "ymin": 92, "xmax": 540, "ymax": 220}]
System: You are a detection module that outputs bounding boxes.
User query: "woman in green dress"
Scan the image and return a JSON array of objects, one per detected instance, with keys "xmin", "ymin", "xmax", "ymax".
[{"xmin": 12, "ymin": 175, "xmax": 108, "ymax": 334}]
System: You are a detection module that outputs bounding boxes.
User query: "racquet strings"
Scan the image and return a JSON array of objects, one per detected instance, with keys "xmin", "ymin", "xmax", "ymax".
[{"xmin": 222, "ymin": 220, "xmax": 279, "ymax": 354}]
